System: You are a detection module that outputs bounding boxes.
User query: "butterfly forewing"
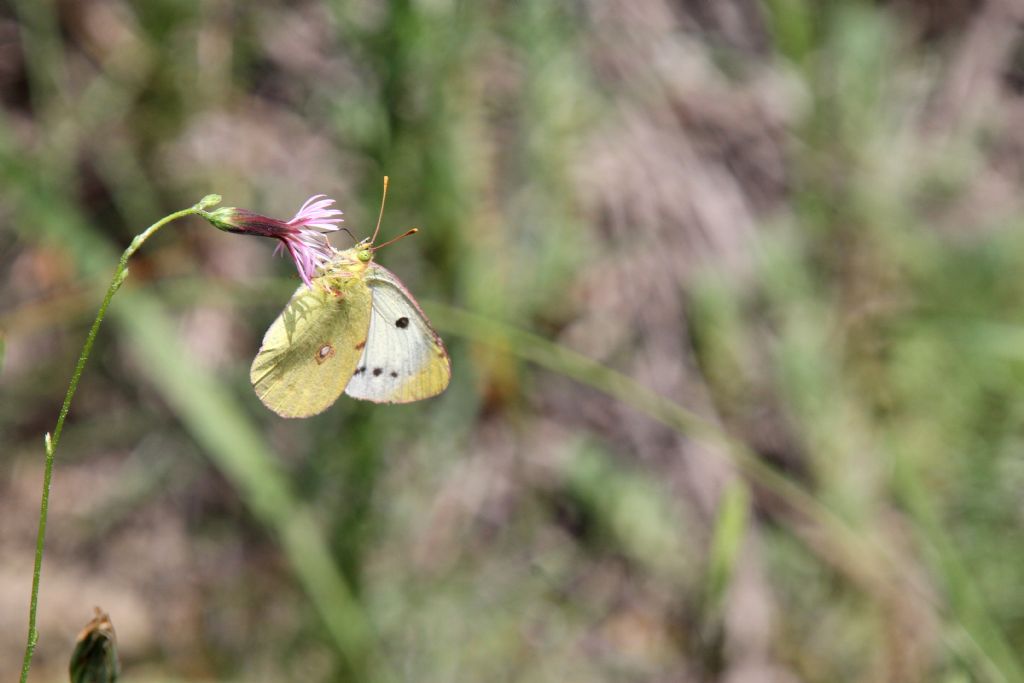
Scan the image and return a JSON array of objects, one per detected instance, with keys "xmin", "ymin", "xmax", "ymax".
[
  {"xmin": 343, "ymin": 264, "xmax": 451, "ymax": 403},
  {"xmin": 251, "ymin": 276, "xmax": 373, "ymax": 417}
]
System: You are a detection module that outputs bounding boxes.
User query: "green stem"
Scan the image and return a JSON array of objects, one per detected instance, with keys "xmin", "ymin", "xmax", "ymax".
[{"xmin": 19, "ymin": 199, "xmax": 214, "ymax": 683}]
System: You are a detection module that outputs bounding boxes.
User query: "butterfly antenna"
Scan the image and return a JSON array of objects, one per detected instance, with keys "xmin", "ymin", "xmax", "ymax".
[
  {"xmin": 372, "ymin": 227, "xmax": 419, "ymax": 251},
  {"xmin": 371, "ymin": 175, "xmax": 388, "ymax": 244},
  {"xmin": 339, "ymin": 226, "xmax": 357, "ymax": 243}
]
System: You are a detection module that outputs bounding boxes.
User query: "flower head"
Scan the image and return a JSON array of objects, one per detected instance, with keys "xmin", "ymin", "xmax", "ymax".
[{"xmin": 204, "ymin": 195, "xmax": 344, "ymax": 287}]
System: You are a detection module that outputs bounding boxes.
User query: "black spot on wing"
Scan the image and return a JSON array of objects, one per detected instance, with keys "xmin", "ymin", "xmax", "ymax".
[
  {"xmin": 373, "ymin": 367, "xmax": 383, "ymax": 376},
  {"xmin": 390, "ymin": 371, "xmax": 398, "ymax": 378},
  {"xmin": 396, "ymin": 317, "xmax": 409, "ymax": 328}
]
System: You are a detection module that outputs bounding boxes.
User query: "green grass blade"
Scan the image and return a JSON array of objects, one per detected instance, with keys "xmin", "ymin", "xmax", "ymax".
[{"xmin": 426, "ymin": 302, "xmax": 1023, "ymax": 683}]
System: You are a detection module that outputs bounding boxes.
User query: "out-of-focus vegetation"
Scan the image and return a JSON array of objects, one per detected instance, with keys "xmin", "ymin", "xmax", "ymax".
[{"xmin": 3, "ymin": 0, "xmax": 1024, "ymax": 681}]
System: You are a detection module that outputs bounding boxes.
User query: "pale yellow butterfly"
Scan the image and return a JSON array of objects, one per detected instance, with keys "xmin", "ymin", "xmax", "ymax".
[{"xmin": 250, "ymin": 179, "xmax": 451, "ymax": 417}]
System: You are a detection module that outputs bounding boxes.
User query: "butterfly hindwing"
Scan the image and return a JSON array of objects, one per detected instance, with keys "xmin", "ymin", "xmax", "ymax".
[
  {"xmin": 343, "ymin": 264, "xmax": 451, "ymax": 403},
  {"xmin": 250, "ymin": 276, "xmax": 373, "ymax": 418}
]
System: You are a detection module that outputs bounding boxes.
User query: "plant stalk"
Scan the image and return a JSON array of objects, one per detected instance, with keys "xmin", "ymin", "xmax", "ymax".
[{"xmin": 19, "ymin": 200, "xmax": 212, "ymax": 683}]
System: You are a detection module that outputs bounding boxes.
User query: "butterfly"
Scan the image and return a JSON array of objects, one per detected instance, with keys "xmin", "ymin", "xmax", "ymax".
[{"xmin": 250, "ymin": 183, "xmax": 450, "ymax": 418}]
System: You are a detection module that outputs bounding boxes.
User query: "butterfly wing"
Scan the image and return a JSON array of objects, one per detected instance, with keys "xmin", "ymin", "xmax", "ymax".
[
  {"xmin": 250, "ymin": 276, "xmax": 372, "ymax": 418},
  {"xmin": 343, "ymin": 264, "xmax": 451, "ymax": 403}
]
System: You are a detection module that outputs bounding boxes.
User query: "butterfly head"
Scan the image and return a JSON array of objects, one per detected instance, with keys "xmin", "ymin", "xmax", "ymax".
[
  {"xmin": 355, "ymin": 239, "xmax": 374, "ymax": 263},
  {"xmin": 330, "ymin": 177, "xmax": 418, "ymax": 276},
  {"xmin": 326, "ymin": 240, "xmax": 373, "ymax": 277}
]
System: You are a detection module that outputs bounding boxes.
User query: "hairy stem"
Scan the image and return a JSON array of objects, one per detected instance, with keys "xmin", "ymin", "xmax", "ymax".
[{"xmin": 19, "ymin": 198, "xmax": 216, "ymax": 683}]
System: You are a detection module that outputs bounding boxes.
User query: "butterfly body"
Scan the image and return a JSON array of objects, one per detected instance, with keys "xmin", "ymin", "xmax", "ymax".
[{"xmin": 251, "ymin": 240, "xmax": 451, "ymax": 417}]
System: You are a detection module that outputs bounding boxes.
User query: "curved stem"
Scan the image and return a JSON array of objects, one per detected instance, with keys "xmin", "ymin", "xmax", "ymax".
[{"xmin": 19, "ymin": 202, "xmax": 207, "ymax": 683}]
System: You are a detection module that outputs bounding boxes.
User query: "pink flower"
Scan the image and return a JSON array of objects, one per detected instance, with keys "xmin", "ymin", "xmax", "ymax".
[{"xmin": 204, "ymin": 195, "xmax": 343, "ymax": 287}]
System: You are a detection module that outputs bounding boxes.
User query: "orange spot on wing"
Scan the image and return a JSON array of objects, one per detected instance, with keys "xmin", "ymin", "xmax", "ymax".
[{"xmin": 315, "ymin": 343, "xmax": 336, "ymax": 364}]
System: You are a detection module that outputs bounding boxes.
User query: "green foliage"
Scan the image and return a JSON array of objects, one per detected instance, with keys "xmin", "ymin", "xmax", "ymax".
[
  {"xmin": 705, "ymin": 481, "xmax": 749, "ymax": 615},
  {"xmin": 4, "ymin": 1, "xmax": 1024, "ymax": 682}
]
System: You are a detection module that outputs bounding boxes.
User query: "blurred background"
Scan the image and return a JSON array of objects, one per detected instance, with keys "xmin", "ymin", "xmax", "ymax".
[{"xmin": 3, "ymin": 0, "xmax": 1024, "ymax": 681}]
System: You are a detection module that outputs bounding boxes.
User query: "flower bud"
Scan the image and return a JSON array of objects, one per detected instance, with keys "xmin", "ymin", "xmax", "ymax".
[{"xmin": 69, "ymin": 608, "xmax": 119, "ymax": 683}]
